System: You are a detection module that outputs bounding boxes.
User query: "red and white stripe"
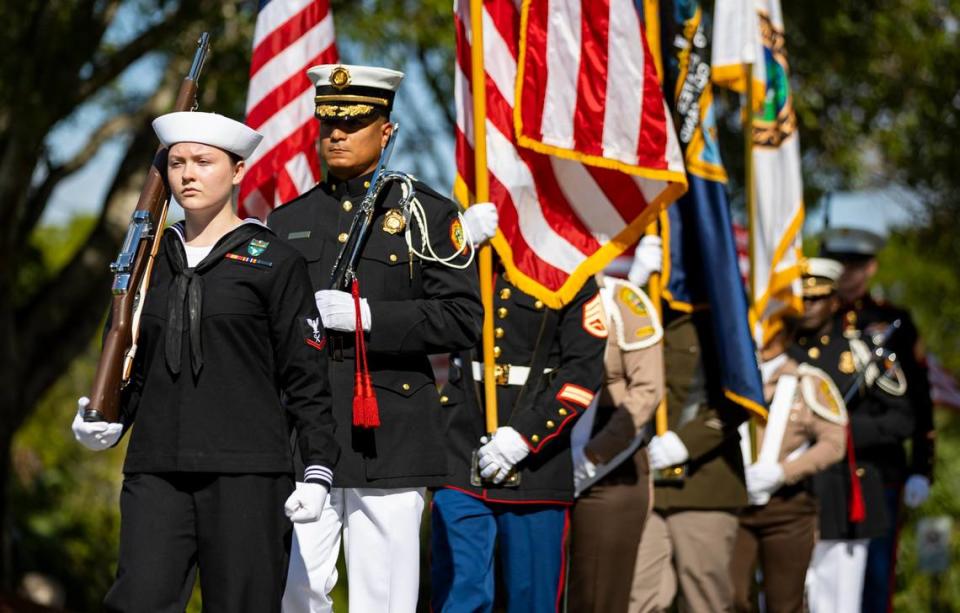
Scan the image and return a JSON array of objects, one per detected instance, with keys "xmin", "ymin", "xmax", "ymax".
[
  {"xmin": 239, "ymin": 0, "xmax": 338, "ymax": 220},
  {"xmin": 516, "ymin": 0, "xmax": 680, "ymax": 171},
  {"xmin": 454, "ymin": 0, "xmax": 686, "ymax": 306}
]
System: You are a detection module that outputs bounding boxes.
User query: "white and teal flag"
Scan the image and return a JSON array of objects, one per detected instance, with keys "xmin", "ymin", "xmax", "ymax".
[{"xmin": 713, "ymin": 0, "xmax": 804, "ymax": 346}]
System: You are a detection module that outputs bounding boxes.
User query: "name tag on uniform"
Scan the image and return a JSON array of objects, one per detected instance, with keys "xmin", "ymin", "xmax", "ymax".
[{"xmin": 287, "ymin": 230, "xmax": 312, "ymax": 240}]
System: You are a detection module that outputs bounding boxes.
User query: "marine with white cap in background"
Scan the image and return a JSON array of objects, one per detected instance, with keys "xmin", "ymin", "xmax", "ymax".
[
  {"xmin": 729, "ymin": 257, "xmax": 848, "ymax": 613},
  {"xmin": 820, "ymin": 226, "xmax": 934, "ymax": 613},
  {"xmin": 267, "ymin": 64, "xmax": 482, "ymax": 613},
  {"xmin": 788, "ymin": 256, "xmax": 913, "ymax": 613},
  {"xmin": 71, "ymin": 111, "xmax": 339, "ymax": 612}
]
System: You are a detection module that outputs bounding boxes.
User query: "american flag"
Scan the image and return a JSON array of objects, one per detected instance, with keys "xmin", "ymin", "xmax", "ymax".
[
  {"xmin": 454, "ymin": 0, "xmax": 686, "ymax": 308},
  {"xmin": 240, "ymin": 0, "xmax": 338, "ymax": 219}
]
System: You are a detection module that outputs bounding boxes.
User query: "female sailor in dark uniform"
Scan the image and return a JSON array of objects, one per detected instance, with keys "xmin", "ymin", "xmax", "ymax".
[{"xmin": 71, "ymin": 111, "xmax": 339, "ymax": 613}]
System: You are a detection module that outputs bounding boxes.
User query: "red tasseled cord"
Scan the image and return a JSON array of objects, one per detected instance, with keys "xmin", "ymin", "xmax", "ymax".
[
  {"xmin": 846, "ymin": 427, "xmax": 865, "ymax": 523},
  {"xmin": 351, "ymin": 278, "xmax": 380, "ymax": 428}
]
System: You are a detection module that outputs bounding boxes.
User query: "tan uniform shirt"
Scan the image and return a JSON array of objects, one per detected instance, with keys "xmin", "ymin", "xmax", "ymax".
[
  {"xmin": 585, "ymin": 278, "xmax": 664, "ymax": 464},
  {"xmin": 756, "ymin": 355, "xmax": 847, "ymax": 486}
]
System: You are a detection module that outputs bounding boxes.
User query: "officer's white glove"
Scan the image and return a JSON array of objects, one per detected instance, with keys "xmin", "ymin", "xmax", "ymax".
[
  {"xmin": 745, "ymin": 462, "xmax": 785, "ymax": 506},
  {"xmin": 477, "ymin": 427, "xmax": 530, "ymax": 484},
  {"xmin": 647, "ymin": 431, "xmax": 689, "ymax": 470},
  {"xmin": 627, "ymin": 235, "xmax": 663, "ymax": 287},
  {"xmin": 71, "ymin": 397, "xmax": 123, "ymax": 451},
  {"xmin": 284, "ymin": 482, "xmax": 329, "ymax": 523},
  {"xmin": 462, "ymin": 202, "xmax": 498, "ymax": 245},
  {"xmin": 903, "ymin": 474, "xmax": 931, "ymax": 508},
  {"xmin": 315, "ymin": 289, "xmax": 371, "ymax": 332},
  {"xmin": 572, "ymin": 446, "xmax": 597, "ymax": 494}
]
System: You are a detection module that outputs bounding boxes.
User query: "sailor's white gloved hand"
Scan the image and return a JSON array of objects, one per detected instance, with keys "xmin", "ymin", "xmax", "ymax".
[
  {"xmin": 71, "ymin": 397, "xmax": 123, "ymax": 451},
  {"xmin": 745, "ymin": 462, "xmax": 785, "ymax": 506},
  {"xmin": 647, "ymin": 431, "xmax": 689, "ymax": 470},
  {"xmin": 462, "ymin": 202, "xmax": 498, "ymax": 245},
  {"xmin": 627, "ymin": 235, "xmax": 663, "ymax": 287},
  {"xmin": 315, "ymin": 289, "xmax": 371, "ymax": 332},
  {"xmin": 572, "ymin": 446, "xmax": 597, "ymax": 494},
  {"xmin": 478, "ymin": 427, "xmax": 530, "ymax": 484},
  {"xmin": 903, "ymin": 474, "xmax": 931, "ymax": 508},
  {"xmin": 284, "ymin": 482, "xmax": 329, "ymax": 523}
]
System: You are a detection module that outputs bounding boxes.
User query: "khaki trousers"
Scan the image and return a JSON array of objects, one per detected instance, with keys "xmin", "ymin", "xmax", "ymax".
[
  {"xmin": 730, "ymin": 491, "xmax": 816, "ymax": 613},
  {"xmin": 629, "ymin": 510, "xmax": 739, "ymax": 613}
]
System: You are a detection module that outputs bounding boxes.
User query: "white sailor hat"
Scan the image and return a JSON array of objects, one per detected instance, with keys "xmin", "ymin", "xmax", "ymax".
[
  {"xmin": 152, "ymin": 112, "xmax": 263, "ymax": 159},
  {"xmin": 307, "ymin": 64, "xmax": 405, "ymax": 119},
  {"xmin": 800, "ymin": 257, "xmax": 844, "ymax": 297},
  {"xmin": 820, "ymin": 227, "xmax": 886, "ymax": 259}
]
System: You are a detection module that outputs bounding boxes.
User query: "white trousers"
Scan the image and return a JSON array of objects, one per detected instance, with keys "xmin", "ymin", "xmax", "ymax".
[
  {"xmin": 282, "ymin": 486, "xmax": 426, "ymax": 613},
  {"xmin": 805, "ymin": 538, "xmax": 869, "ymax": 613}
]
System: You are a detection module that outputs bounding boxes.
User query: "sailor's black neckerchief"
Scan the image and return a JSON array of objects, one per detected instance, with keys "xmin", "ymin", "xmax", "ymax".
[{"xmin": 164, "ymin": 219, "xmax": 268, "ymax": 377}]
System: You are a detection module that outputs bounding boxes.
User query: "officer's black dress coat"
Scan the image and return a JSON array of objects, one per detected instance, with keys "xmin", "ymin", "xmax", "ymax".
[
  {"xmin": 120, "ymin": 221, "xmax": 339, "ymax": 476},
  {"xmin": 268, "ymin": 173, "xmax": 483, "ymax": 488},
  {"xmin": 438, "ymin": 273, "xmax": 606, "ymax": 504},
  {"xmin": 838, "ymin": 296, "xmax": 934, "ymax": 482},
  {"xmin": 789, "ymin": 322, "xmax": 913, "ymax": 540}
]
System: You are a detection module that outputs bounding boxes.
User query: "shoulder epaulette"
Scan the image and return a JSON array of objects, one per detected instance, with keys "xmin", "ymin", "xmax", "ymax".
[
  {"xmin": 798, "ymin": 363, "xmax": 848, "ymax": 425},
  {"xmin": 602, "ymin": 278, "xmax": 662, "ymax": 351}
]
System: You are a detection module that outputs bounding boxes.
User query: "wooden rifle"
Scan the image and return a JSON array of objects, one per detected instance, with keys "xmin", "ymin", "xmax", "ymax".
[
  {"xmin": 84, "ymin": 33, "xmax": 211, "ymax": 423},
  {"xmin": 326, "ymin": 123, "xmax": 412, "ymax": 290}
]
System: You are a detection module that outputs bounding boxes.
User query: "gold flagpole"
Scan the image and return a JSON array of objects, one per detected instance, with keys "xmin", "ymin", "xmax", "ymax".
[
  {"xmin": 469, "ymin": 0, "xmax": 498, "ymax": 434},
  {"xmin": 743, "ymin": 60, "xmax": 760, "ymax": 462},
  {"xmin": 646, "ymin": 222, "xmax": 669, "ymax": 436},
  {"xmin": 641, "ymin": 0, "xmax": 669, "ymax": 437}
]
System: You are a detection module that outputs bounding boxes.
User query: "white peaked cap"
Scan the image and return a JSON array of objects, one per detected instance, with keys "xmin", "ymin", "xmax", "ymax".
[
  {"xmin": 803, "ymin": 257, "xmax": 844, "ymax": 282},
  {"xmin": 152, "ymin": 112, "xmax": 263, "ymax": 159},
  {"xmin": 307, "ymin": 64, "xmax": 405, "ymax": 93}
]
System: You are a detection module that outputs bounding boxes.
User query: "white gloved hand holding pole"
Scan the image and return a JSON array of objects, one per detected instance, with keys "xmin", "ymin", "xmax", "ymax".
[
  {"xmin": 572, "ymin": 446, "xmax": 597, "ymax": 494},
  {"xmin": 71, "ymin": 397, "xmax": 123, "ymax": 451},
  {"xmin": 315, "ymin": 289, "xmax": 371, "ymax": 332},
  {"xmin": 646, "ymin": 431, "xmax": 689, "ymax": 470},
  {"xmin": 745, "ymin": 462, "xmax": 785, "ymax": 506},
  {"xmin": 462, "ymin": 202, "xmax": 498, "ymax": 245},
  {"xmin": 477, "ymin": 427, "xmax": 530, "ymax": 484},
  {"xmin": 628, "ymin": 235, "xmax": 663, "ymax": 287},
  {"xmin": 284, "ymin": 482, "xmax": 329, "ymax": 523}
]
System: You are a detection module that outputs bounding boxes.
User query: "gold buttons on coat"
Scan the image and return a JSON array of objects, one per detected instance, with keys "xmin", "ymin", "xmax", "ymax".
[
  {"xmin": 493, "ymin": 346, "xmax": 502, "ymax": 359},
  {"xmin": 494, "ymin": 327, "xmax": 505, "ymax": 339},
  {"xmin": 808, "ymin": 347, "xmax": 821, "ymax": 359},
  {"xmin": 558, "ymin": 408, "xmax": 568, "ymax": 416},
  {"xmin": 389, "ymin": 254, "xmax": 398, "ymax": 262},
  {"xmin": 531, "ymin": 435, "xmax": 540, "ymax": 443},
  {"xmin": 440, "ymin": 395, "xmax": 449, "ymax": 403},
  {"xmin": 820, "ymin": 335, "xmax": 830, "ymax": 345},
  {"xmin": 546, "ymin": 420, "xmax": 555, "ymax": 429},
  {"xmin": 499, "ymin": 288, "xmax": 512, "ymax": 300},
  {"xmin": 343, "ymin": 200, "xmax": 353, "ymax": 212},
  {"xmin": 364, "ymin": 181, "xmax": 371, "ymax": 188},
  {"xmin": 497, "ymin": 307, "xmax": 508, "ymax": 319},
  {"xmin": 534, "ymin": 300, "xmax": 544, "ymax": 310},
  {"xmin": 402, "ymin": 383, "xmax": 411, "ymax": 391},
  {"xmin": 856, "ymin": 467, "xmax": 865, "ymax": 477},
  {"xmin": 338, "ymin": 232, "xmax": 348, "ymax": 243}
]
